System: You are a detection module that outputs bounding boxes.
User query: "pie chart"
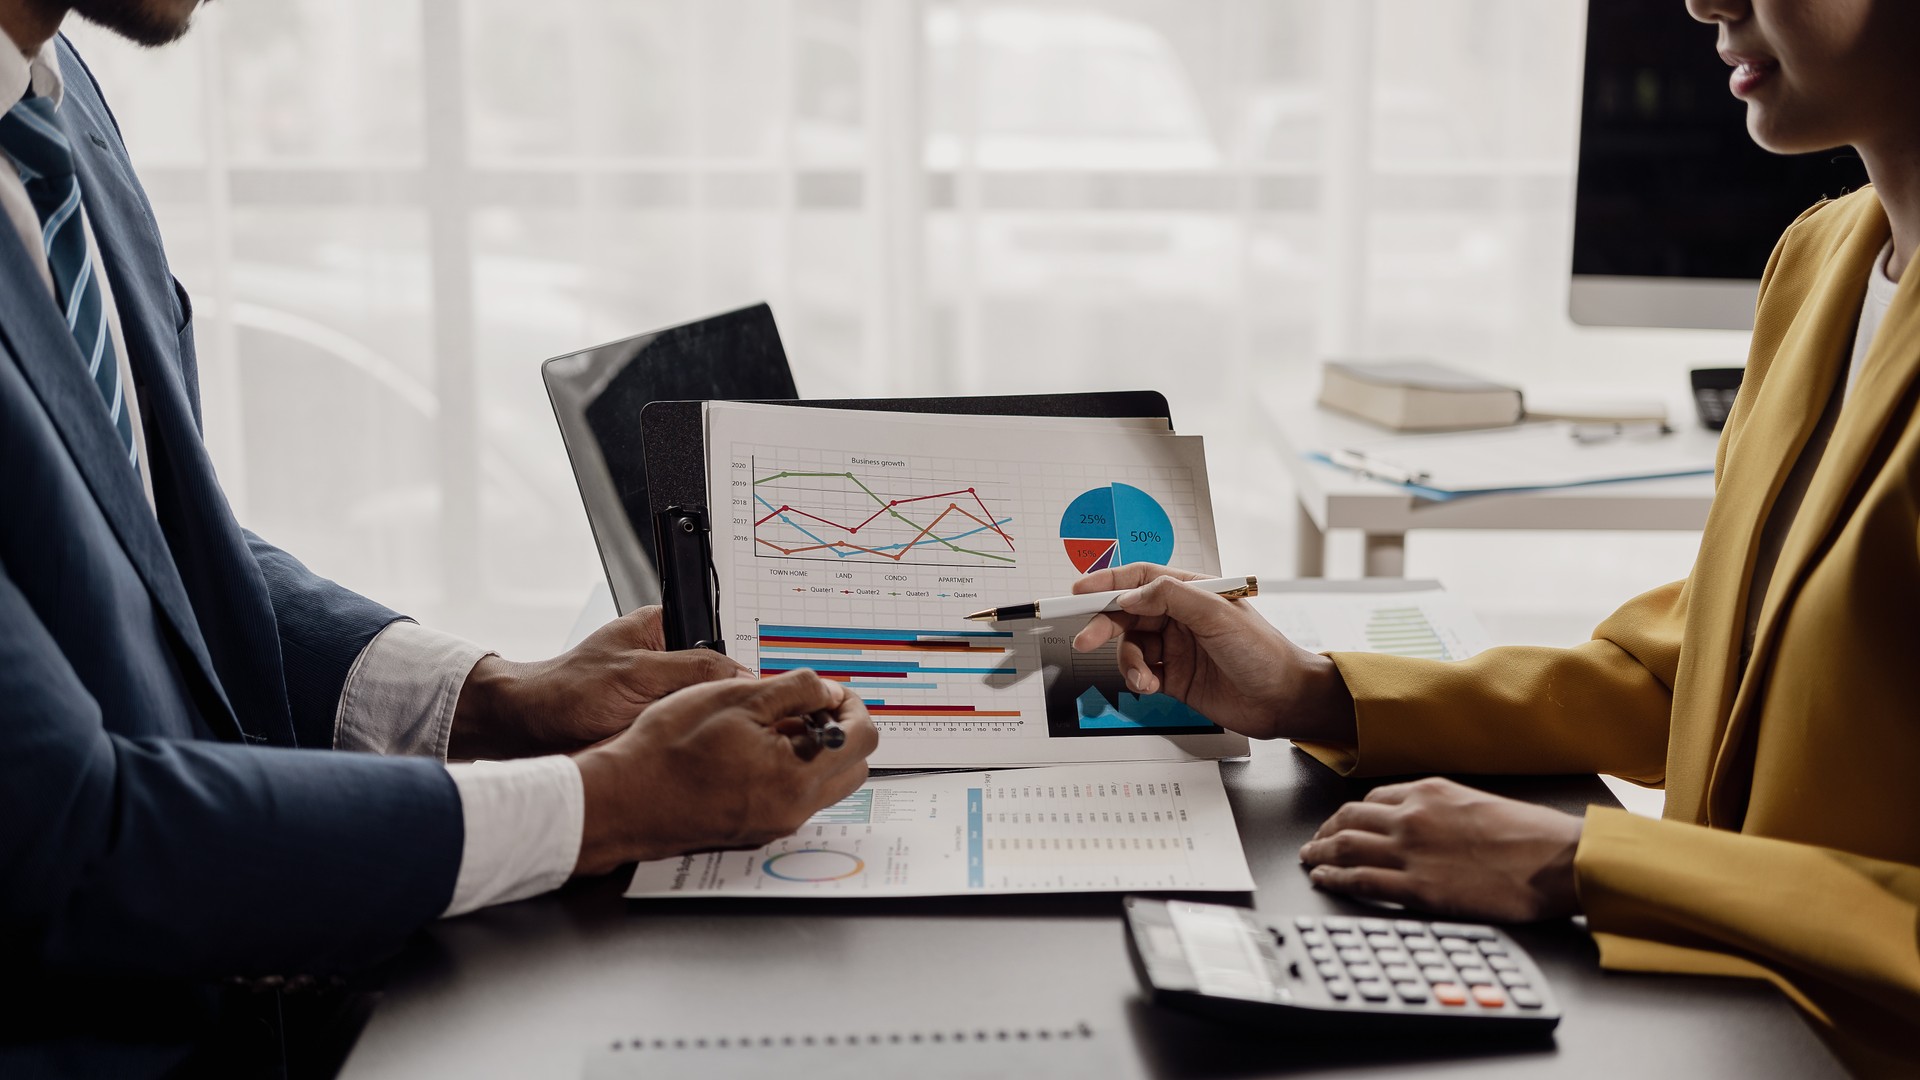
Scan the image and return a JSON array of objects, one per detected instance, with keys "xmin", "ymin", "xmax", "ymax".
[
  {"xmin": 1061, "ymin": 483, "xmax": 1176, "ymax": 573},
  {"xmin": 763, "ymin": 848, "xmax": 865, "ymax": 882}
]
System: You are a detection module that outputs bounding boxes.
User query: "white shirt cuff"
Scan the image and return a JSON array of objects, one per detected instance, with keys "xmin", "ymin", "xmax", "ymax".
[
  {"xmin": 442, "ymin": 756, "xmax": 585, "ymax": 917},
  {"xmin": 334, "ymin": 620, "xmax": 490, "ymax": 759}
]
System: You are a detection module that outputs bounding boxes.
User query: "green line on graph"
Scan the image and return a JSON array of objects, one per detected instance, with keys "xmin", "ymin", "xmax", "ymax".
[{"xmin": 754, "ymin": 469, "xmax": 1016, "ymax": 564}]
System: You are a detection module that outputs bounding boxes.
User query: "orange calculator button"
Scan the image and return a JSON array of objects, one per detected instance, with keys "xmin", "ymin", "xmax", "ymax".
[
  {"xmin": 1470, "ymin": 985, "xmax": 1507, "ymax": 1008},
  {"xmin": 1432, "ymin": 983, "xmax": 1468, "ymax": 1006}
]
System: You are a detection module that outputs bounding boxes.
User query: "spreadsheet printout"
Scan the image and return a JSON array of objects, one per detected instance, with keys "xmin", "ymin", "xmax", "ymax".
[{"xmin": 625, "ymin": 761, "xmax": 1255, "ymax": 899}]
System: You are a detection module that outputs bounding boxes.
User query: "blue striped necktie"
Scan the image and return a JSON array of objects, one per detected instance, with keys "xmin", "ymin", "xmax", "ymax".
[{"xmin": 0, "ymin": 92, "xmax": 137, "ymax": 468}]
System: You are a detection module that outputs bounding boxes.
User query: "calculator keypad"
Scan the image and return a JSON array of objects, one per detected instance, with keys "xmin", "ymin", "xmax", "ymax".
[{"xmin": 1288, "ymin": 917, "xmax": 1545, "ymax": 1014}]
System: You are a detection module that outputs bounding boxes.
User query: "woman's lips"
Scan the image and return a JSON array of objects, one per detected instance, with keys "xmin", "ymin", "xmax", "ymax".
[{"xmin": 1720, "ymin": 50, "xmax": 1780, "ymax": 99}]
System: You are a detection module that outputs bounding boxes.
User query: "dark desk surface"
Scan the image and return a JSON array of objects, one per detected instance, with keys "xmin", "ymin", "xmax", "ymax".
[{"xmin": 339, "ymin": 740, "xmax": 1843, "ymax": 1078}]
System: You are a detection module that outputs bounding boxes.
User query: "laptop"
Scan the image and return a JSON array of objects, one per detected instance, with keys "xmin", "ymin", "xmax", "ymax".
[{"xmin": 541, "ymin": 303, "xmax": 797, "ymax": 613}]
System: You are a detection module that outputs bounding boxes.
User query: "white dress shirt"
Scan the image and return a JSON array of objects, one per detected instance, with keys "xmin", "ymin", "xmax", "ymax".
[
  {"xmin": 1847, "ymin": 240, "xmax": 1900, "ymax": 401},
  {"xmin": 336, "ymin": 622, "xmax": 584, "ymax": 916},
  {"xmin": 1738, "ymin": 237, "xmax": 1898, "ymax": 668},
  {"xmin": 1, "ymin": 34, "xmax": 584, "ymax": 918}
]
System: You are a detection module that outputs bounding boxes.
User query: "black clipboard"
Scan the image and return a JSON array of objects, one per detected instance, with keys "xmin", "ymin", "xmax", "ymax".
[{"xmin": 641, "ymin": 392, "xmax": 1172, "ymax": 651}]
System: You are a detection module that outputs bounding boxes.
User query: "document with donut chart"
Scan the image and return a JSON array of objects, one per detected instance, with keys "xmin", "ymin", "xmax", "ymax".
[
  {"xmin": 704, "ymin": 400, "xmax": 1250, "ymax": 768},
  {"xmin": 624, "ymin": 760, "xmax": 1254, "ymax": 899}
]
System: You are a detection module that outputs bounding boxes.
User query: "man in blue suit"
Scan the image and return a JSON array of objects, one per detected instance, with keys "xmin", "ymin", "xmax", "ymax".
[{"xmin": 0, "ymin": 1, "xmax": 878, "ymax": 1074}]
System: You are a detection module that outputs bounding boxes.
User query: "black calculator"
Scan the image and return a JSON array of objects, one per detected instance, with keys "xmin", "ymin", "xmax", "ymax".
[
  {"xmin": 1124, "ymin": 898, "xmax": 1560, "ymax": 1037},
  {"xmin": 1690, "ymin": 366, "xmax": 1744, "ymax": 430}
]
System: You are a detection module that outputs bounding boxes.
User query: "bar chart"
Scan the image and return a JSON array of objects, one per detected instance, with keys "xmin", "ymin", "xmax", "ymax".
[
  {"xmin": 757, "ymin": 623, "xmax": 1029, "ymax": 730},
  {"xmin": 1363, "ymin": 606, "xmax": 1453, "ymax": 659}
]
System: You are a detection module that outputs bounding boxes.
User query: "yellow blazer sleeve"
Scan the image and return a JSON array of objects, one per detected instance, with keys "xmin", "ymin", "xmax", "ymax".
[
  {"xmin": 1294, "ymin": 576, "xmax": 1685, "ymax": 782},
  {"xmin": 1577, "ymin": 806, "xmax": 1920, "ymax": 1074},
  {"xmin": 1293, "ymin": 199, "xmax": 1840, "ymax": 784}
]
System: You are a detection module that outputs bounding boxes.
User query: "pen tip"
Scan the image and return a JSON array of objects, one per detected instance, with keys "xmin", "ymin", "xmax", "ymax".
[{"xmin": 964, "ymin": 609, "xmax": 995, "ymax": 622}]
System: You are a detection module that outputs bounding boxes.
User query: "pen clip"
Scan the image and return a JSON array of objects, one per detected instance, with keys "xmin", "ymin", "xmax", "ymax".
[
  {"xmin": 1217, "ymin": 577, "xmax": 1258, "ymax": 601},
  {"xmin": 1329, "ymin": 450, "xmax": 1431, "ymax": 487},
  {"xmin": 1569, "ymin": 421, "xmax": 1673, "ymax": 444}
]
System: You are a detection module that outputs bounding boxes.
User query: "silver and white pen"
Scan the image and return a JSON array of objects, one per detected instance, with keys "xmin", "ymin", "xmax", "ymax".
[{"xmin": 965, "ymin": 576, "xmax": 1259, "ymax": 623}]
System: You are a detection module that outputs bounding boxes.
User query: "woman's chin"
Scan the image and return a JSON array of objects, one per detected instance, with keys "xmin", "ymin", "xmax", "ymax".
[{"xmin": 1743, "ymin": 105, "xmax": 1852, "ymax": 159}]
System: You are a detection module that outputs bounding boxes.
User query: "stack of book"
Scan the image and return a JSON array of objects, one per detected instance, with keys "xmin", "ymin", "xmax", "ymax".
[{"xmin": 1317, "ymin": 360, "xmax": 1525, "ymax": 431}]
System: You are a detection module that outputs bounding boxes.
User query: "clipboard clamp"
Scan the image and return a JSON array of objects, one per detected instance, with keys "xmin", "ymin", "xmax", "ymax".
[{"xmin": 654, "ymin": 505, "xmax": 724, "ymax": 653}]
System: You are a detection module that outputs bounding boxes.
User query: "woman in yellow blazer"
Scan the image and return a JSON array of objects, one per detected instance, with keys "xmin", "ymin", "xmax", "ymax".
[{"xmin": 1073, "ymin": 0, "xmax": 1918, "ymax": 1071}]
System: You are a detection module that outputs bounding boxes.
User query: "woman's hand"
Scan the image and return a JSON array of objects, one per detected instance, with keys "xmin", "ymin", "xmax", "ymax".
[
  {"xmin": 1069, "ymin": 564, "xmax": 1356, "ymax": 744},
  {"xmin": 1300, "ymin": 778, "xmax": 1585, "ymax": 922}
]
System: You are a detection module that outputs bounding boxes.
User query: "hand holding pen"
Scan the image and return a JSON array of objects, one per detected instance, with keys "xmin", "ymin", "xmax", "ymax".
[
  {"xmin": 1059, "ymin": 564, "xmax": 1358, "ymax": 747},
  {"xmin": 804, "ymin": 710, "xmax": 847, "ymax": 750},
  {"xmin": 967, "ymin": 575, "xmax": 1257, "ymax": 622}
]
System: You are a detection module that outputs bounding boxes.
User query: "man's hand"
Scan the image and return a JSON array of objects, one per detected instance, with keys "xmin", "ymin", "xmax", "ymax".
[
  {"xmin": 571, "ymin": 669, "xmax": 880, "ymax": 874},
  {"xmin": 1299, "ymin": 778, "xmax": 1585, "ymax": 922},
  {"xmin": 450, "ymin": 606, "xmax": 751, "ymax": 760},
  {"xmin": 1069, "ymin": 564, "xmax": 1356, "ymax": 744}
]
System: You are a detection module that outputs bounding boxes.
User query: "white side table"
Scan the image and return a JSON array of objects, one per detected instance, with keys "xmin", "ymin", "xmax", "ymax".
[{"xmin": 1269, "ymin": 405, "xmax": 1720, "ymax": 577}]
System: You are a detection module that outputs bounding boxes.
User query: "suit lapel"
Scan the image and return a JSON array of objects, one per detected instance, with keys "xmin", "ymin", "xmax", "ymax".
[
  {"xmin": 1658, "ymin": 204, "xmax": 1877, "ymax": 823},
  {"xmin": 0, "ymin": 222, "xmax": 244, "ymax": 735},
  {"xmin": 1709, "ymin": 203, "xmax": 1919, "ymax": 820},
  {"xmin": 54, "ymin": 51, "xmax": 298, "ymax": 746}
]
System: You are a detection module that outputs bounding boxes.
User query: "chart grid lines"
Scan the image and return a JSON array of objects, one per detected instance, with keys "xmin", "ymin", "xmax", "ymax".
[{"xmin": 752, "ymin": 457, "xmax": 1020, "ymax": 569}]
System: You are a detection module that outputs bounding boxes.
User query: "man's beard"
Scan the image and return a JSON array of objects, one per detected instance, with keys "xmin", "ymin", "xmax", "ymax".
[{"xmin": 68, "ymin": 0, "xmax": 201, "ymax": 48}]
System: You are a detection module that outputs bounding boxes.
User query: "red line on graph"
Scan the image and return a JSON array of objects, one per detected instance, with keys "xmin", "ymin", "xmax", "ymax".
[
  {"xmin": 831, "ymin": 505, "xmax": 961, "ymax": 560},
  {"xmin": 757, "ymin": 504, "xmax": 1006, "ymax": 563},
  {"xmin": 756, "ymin": 480, "xmax": 1016, "ymax": 554},
  {"xmin": 965, "ymin": 489, "xmax": 1015, "ymax": 549},
  {"xmin": 755, "ymin": 488, "xmax": 1009, "ymax": 543}
]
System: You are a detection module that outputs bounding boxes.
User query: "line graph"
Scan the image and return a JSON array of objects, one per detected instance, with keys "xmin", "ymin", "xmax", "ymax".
[{"xmin": 752, "ymin": 461, "xmax": 1019, "ymax": 568}]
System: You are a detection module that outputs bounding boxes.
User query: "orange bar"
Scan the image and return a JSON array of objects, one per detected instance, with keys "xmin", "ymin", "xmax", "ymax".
[{"xmin": 870, "ymin": 710, "xmax": 1024, "ymax": 718}]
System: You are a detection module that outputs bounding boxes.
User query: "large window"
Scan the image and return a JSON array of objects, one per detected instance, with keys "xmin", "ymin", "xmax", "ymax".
[{"xmin": 68, "ymin": 1, "xmax": 1733, "ymax": 657}]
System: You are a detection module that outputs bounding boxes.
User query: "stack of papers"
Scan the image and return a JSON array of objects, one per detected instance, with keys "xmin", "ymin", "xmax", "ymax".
[
  {"xmin": 624, "ymin": 405, "xmax": 1495, "ymax": 902},
  {"xmin": 1247, "ymin": 584, "xmax": 1490, "ymax": 661},
  {"xmin": 699, "ymin": 401, "xmax": 1247, "ymax": 769},
  {"xmin": 630, "ymin": 401, "xmax": 1255, "ymax": 901},
  {"xmin": 1313, "ymin": 421, "xmax": 1715, "ymax": 499},
  {"xmin": 627, "ymin": 761, "xmax": 1255, "ymax": 899}
]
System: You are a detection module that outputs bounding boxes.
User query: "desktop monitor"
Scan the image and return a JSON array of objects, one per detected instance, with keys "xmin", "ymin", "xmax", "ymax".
[{"xmin": 1569, "ymin": 0, "xmax": 1869, "ymax": 329}]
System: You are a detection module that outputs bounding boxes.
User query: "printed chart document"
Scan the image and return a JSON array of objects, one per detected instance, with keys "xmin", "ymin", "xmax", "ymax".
[
  {"xmin": 1310, "ymin": 422, "xmax": 1717, "ymax": 499},
  {"xmin": 705, "ymin": 401, "xmax": 1250, "ymax": 768},
  {"xmin": 625, "ymin": 761, "xmax": 1255, "ymax": 899},
  {"xmin": 1247, "ymin": 585, "xmax": 1491, "ymax": 661}
]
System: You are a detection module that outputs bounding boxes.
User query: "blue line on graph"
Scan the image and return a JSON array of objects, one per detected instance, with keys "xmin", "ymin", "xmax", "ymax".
[
  {"xmin": 755, "ymin": 494, "xmax": 1012, "ymax": 559},
  {"xmin": 756, "ymin": 494, "xmax": 836, "ymax": 549},
  {"xmin": 844, "ymin": 681, "xmax": 939, "ymax": 690}
]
